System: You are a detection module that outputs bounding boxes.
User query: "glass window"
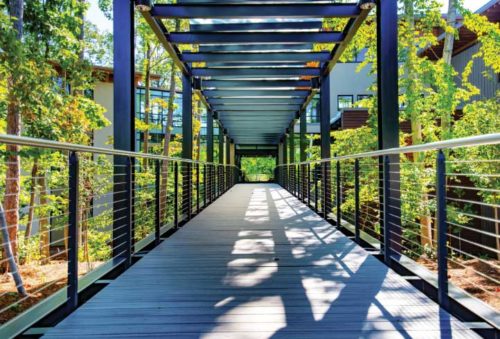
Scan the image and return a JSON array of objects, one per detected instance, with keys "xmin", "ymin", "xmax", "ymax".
[
  {"xmin": 357, "ymin": 94, "xmax": 372, "ymax": 101},
  {"xmin": 337, "ymin": 95, "xmax": 353, "ymax": 111}
]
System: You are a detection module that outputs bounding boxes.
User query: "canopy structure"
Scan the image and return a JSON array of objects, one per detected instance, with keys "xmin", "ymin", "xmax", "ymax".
[{"xmin": 139, "ymin": 0, "xmax": 374, "ymax": 145}]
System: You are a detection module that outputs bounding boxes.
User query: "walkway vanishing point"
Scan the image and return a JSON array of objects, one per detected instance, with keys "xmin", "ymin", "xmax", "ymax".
[{"xmin": 43, "ymin": 184, "xmax": 480, "ymax": 339}]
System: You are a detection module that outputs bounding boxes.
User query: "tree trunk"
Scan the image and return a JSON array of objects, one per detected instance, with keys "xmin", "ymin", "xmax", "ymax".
[
  {"xmin": 143, "ymin": 43, "xmax": 152, "ymax": 168},
  {"xmin": 0, "ymin": 203, "xmax": 27, "ymax": 296},
  {"xmin": 38, "ymin": 175, "xmax": 50, "ymax": 264},
  {"xmin": 160, "ymin": 57, "xmax": 179, "ymax": 211},
  {"xmin": 2, "ymin": 0, "xmax": 24, "ymax": 271},
  {"xmin": 404, "ymin": 0, "xmax": 433, "ymax": 249},
  {"xmin": 25, "ymin": 160, "xmax": 38, "ymax": 239},
  {"xmin": 441, "ymin": 0, "xmax": 458, "ymax": 140}
]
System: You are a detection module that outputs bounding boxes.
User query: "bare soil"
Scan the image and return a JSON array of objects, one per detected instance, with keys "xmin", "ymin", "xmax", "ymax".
[
  {"xmin": 0, "ymin": 260, "xmax": 102, "ymax": 324},
  {"xmin": 418, "ymin": 257, "xmax": 499, "ymax": 310}
]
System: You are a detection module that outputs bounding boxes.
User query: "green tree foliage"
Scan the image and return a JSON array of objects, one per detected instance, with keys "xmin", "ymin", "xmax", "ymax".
[{"xmin": 320, "ymin": 0, "xmax": 500, "ymax": 260}]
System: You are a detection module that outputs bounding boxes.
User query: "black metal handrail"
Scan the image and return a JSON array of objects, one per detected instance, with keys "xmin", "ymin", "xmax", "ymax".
[
  {"xmin": 0, "ymin": 134, "xmax": 239, "ymax": 338},
  {"xmin": 276, "ymin": 133, "xmax": 500, "ymax": 328}
]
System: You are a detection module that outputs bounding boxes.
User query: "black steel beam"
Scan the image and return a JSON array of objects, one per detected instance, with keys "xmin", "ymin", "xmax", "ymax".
[
  {"xmin": 151, "ymin": 3, "xmax": 361, "ymax": 19},
  {"xmin": 190, "ymin": 21, "xmax": 323, "ymax": 32},
  {"xmin": 193, "ymin": 67, "xmax": 320, "ymax": 77},
  {"xmin": 139, "ymin": 9, "xmax": 189, "ymax": 75},
  {"xmin": 218, "ymin": 126, "xmax": 224, "ymax": 164},
  {"xmin": 289, "ymin": 121, "xmax": 295, "ymax": 163},
  {"xmin": 207, "ymin": 110, "xmax": 214, "ymax": 162},
  {"xmin": 199, "ymin": 44, "xmax": 314, "ymax": 53},
  {"xmin": 300, "ymin": 109, "xmax": 307, "ymax": 162},
  {"xmin": 208, "ymin": 98, "xmax": 304, "ymax": 105},
  {"xmin": 322, "ymin": 6, "xmax": 372, "ymax": 75},
  {"xmin": 170, "ymin": 32, "xmax": 343, "ymax": 44},
  {"xmin": 182, "ymin": 74, "xmax": 193, "ymax": 159},
  {"xmin": 213, "ymin": 105, "xmax": 301, "ymax": 111},
  {"xmin": 377, "ymin": 0, "xmax": 401, "ymax": 261},
  {"xmin": 113, "ymin": 0, "xmax": 134, "ymax": 265},
  {"xmin": 183, "ymin": 52, "xmax": 331, "ymax": 63},
  {"xmin": 202, "ymin": 80, "xmax": 312, "ymax": 88},
  {"xmin": 203, "ymin": 89, "xmax": 309, "ymax": 97},
  {"xmin": 320, "ymin": 74, "xmax": 331, "ymax": 159}
]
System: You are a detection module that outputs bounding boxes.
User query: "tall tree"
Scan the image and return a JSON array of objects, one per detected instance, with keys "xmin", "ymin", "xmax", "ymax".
[
  {"xmin": 440, "ymin": 0, "xmax": 459, "ymax": 140},
  {"xmin": 3, "ymin": 0, "xmax": 24, "ymax": 266}
]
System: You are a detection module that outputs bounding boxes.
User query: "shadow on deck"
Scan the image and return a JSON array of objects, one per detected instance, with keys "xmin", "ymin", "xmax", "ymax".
[{"xmin": 43, "ymin": 184, "xmax": 478, "ymax": 338}]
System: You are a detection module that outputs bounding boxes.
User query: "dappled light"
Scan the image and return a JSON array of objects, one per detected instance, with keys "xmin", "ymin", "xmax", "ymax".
[{"xmin": 41, "ymin": 183, "xmax": 480, "ymax": 338}]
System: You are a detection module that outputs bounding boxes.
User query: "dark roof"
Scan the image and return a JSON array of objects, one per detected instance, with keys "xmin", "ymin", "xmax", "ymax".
[{"xmin": 420, "ymin": 0, "xmax": 499, "ymax": 60}]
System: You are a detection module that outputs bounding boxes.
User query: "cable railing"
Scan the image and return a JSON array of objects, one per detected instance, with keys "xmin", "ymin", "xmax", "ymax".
[
  {"xmin": 0, "ymin": 134, "xmax": 239, "ymax": 338},
  {"xmin": 276, "ymin": 133, "xmax": 500, "ymax": 325}
]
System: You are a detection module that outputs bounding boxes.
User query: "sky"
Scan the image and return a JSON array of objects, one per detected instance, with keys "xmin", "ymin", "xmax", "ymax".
[{"xmin": 86, "ymin": 0, "xmax": 492, "ymax": 34}]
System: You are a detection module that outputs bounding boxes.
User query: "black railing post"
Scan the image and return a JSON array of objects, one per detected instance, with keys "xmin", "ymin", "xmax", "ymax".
[
  {"xmin": 188, "ymin": 163, "xmax": 192, "ymax": 220},
  {"xmin": 383, "ymin": 155, "xmax": 391, "ymax": 264},
  {"xmin": 336, "ymin": 160, "xmax": 341, "ymax": 227},
  {"xmin": 174, "ymin": 162, "xmax": 179, "ymax": 228},
  {"xmin": 436, "ymin": 150, "xmax": 449, "ymax": 310},
  {"xmin": 354, "ymin": 159, "xmax": 360, "ymax": 243},
  {"xmin": 67, "ymin": 151, "xmax": 79, "ymax": 313},
  {"xmin": 314, "ymin": 165, "xmax": 319, "ymax": 213},
  {"xmin": 307, "ymin": 164, "xmax": 311, "ymax": 207},
  {"xmin": 297, "ymin": 165, "xmax": 301, "ymax": 199},
  {"xmin": 322, "ymin": 162, "xmax": 327, "ymax": 218},
  {"xmin": 155, "ymin": 159, "xmax": 161, "ymax": 245},
  {"xmin": 196, "ymin": 162, "xmax": 200, "ymax": 214},
  {"xmin": 204, "ymin": 164, "xmax": 207, "ymax": 207}
]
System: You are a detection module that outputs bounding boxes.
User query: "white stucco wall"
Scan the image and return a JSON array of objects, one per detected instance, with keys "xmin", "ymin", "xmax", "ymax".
[
  {"xmin": 93, "ymin": 82, "xmax": 114, "ymax": 149},
  {"xmin": 329, "ymin": 63, "xmax": 374, "ymax": 121}
]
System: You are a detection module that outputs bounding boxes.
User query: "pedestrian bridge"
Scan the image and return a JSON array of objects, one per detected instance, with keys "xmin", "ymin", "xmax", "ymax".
[{"xmin": 42, "ymin": 184, "xmax": 478, "ymax": 338}]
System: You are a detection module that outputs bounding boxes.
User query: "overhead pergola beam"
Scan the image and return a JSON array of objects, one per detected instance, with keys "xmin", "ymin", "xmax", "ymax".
[
  {"xmin": 199, "ymin": 44, "xmax": 315, "ymax": 52},
  {"xmin": 213, "ymin": 105, "xmax": 301, "ymax": 111},
  {"xmin": 208, "ymin": 98, "xmax": 305, "ymax": 105},
  {"xmin": 203, "ymin": 89, "xmax": 309, "ymax": 97},
  {"xmin": 202, "ymin": 79, "xmax": 313, "ymax": 88},
  {"xmin": 219, "ymin": 113, "xmax": 295, "ymax": 117},
  {"xmin": 151, "ymin": 3, "xmax": 361, "ymax": 19},
  {"xmin": 183, "ymin": 52, "xmax": 331, "ymax": 63},
  {"xmin": 170, "ymin": 32, "xmax": 343, "ymax": 44},
  {"xmin": 139, "ymin": 9, "xmax": 189, "ymax": 75},
  {"xmin": 190, "ymin": 21, "xmax": 323, "ymax": 32},
  {"xmin": 192, "ymin": 67, "xmax": 321, "ymax": 77},
  {"xmin": 322, "ymin": 4, "xmax": 372, "ymax": 75}
]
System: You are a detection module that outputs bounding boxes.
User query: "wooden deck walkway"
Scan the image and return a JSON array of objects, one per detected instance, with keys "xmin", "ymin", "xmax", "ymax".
[{"xmin": 44, "ymin": 184, "xmax": 479, "ymax": 338}]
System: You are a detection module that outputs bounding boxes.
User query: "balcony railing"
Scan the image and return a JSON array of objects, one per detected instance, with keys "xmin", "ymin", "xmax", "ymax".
[
  {"xmin": 0, "ymin": 134, "xmax": 238, "ymax": 338},
  {"xmin": 276, "ymin": 133, "xmax": 500, "ymax": 325}
]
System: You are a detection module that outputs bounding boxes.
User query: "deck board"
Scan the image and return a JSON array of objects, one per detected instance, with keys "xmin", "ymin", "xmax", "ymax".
[{"xmin": 43, "ymin": 184, "xmax": 479, "ymax": 339}]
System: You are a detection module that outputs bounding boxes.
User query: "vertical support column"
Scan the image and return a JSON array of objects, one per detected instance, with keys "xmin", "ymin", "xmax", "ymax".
[
  {"xmin": 377, "ymin": 0, "xmax": 401, "ymax": 262},
  {"xmin": 67, "ymin": 151, "xmax": 79, "ymax": 312},
  {"xmin": 218, "ymin": 125, "xmax": 224, "ymax": 164},
  {"xmin": 196, "ymin": 162, "xmax": 200, "ymax": 214},
  {"xmin": 354, "ymin": 159, "xmax": 360, "ymax": 243},
  {"xmin": 300, "ymin": 110, "xmax": 307, "ymax": 202},
  {"xmin": 207, "ymin": 111, "xmax": 214, "ymax": 163},
  {"xmin": 283, "ymin": 134, "xmax": 288, "ymax": 189},
  {"xmin": 206, "ymin": 113, "xmax": 213, "ymax": 204},
  {"xmin": 174, "ymin": 162, "xmax": 179, "ymax": 228},
  {"xmin": 277, "ymin": 142, "xmax": 283, "ymax": 185},
  {"xmin": 436, "ymin": 150, "xmax": 449, "ymax": 309},
  {"xmin": 289, "ymin": 123, "xmax": 295, "ymax": 195},
  {"xmin": 113, "ymin": 0, "xmax": 134, "ymax": 265},
  {"xmin": 225, "ymin": 136, "xmax": 231, "ymax": 191},
  {"xmin": 336, "ymin": 159, "xmax": 341, "ymax": 227},
  {"xmin": 182, "ymin": 74, "xmax": 192, "ymax": 220},
  {"xmin": 320, "ymin": 73, "xmax": 332, "ymax": 217},
  {"xmin": 155, "ymin": 160, "xmax": 161, "ymax": 244}
]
